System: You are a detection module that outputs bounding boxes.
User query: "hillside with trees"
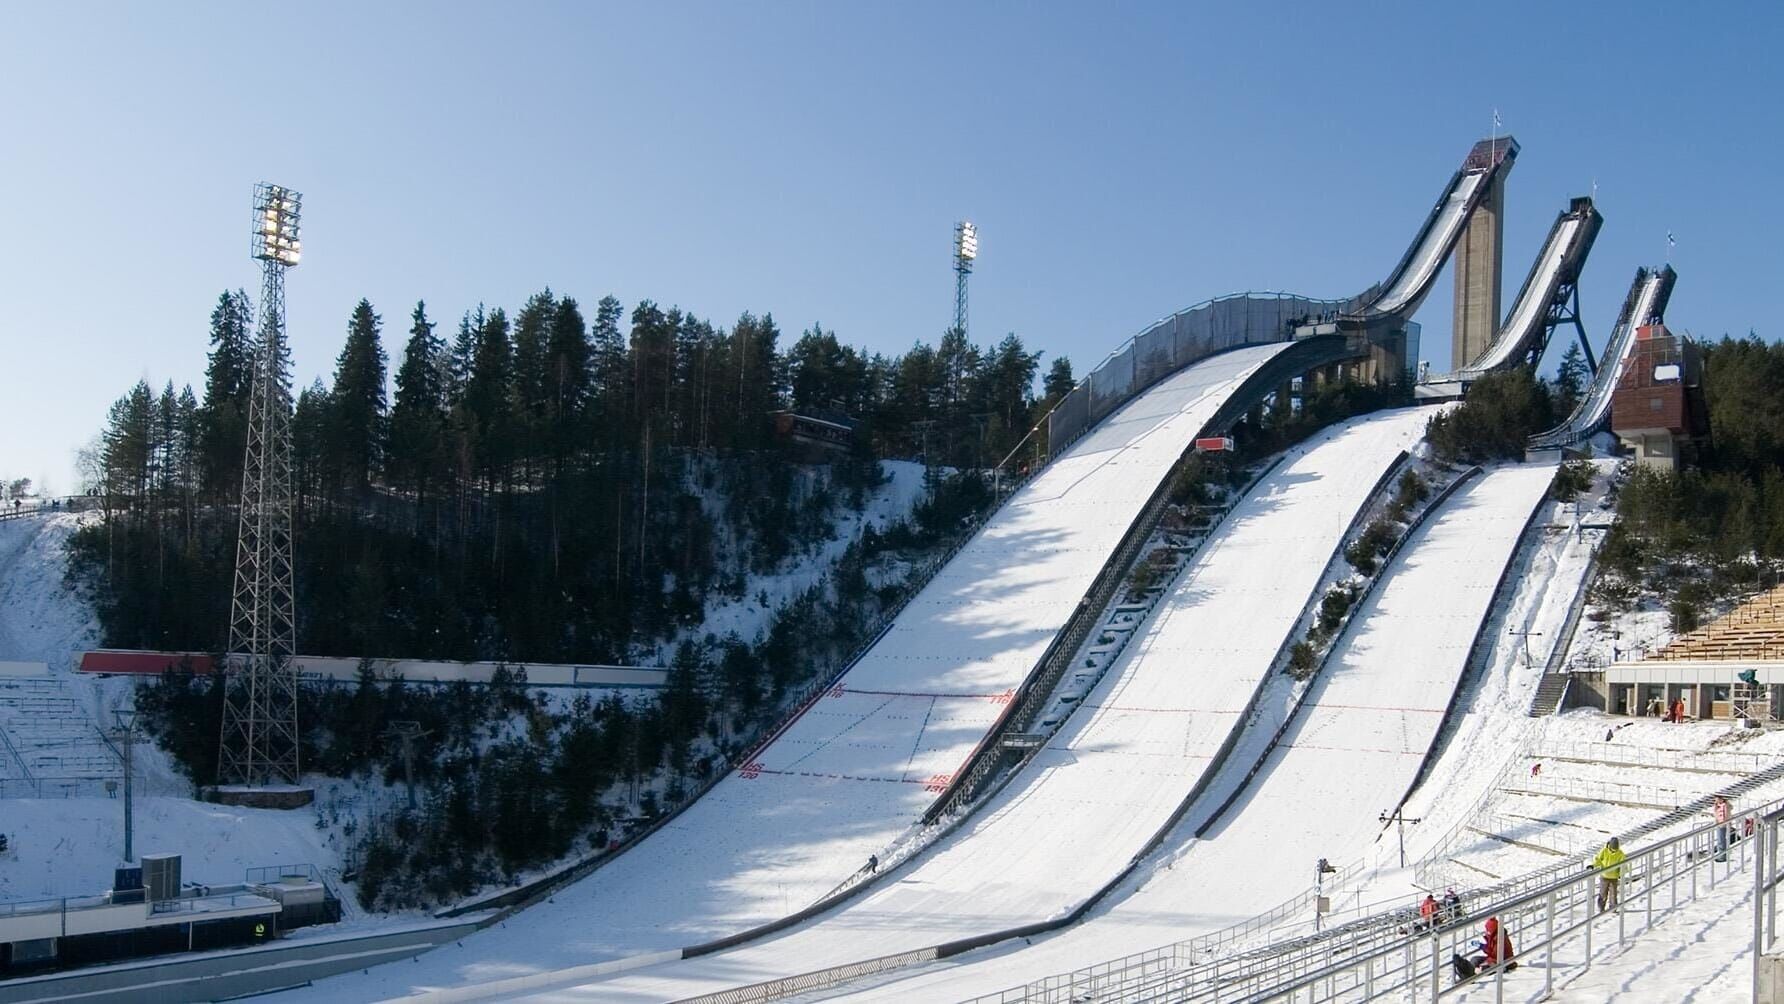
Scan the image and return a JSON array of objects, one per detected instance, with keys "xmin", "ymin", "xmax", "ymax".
[{"xmin": 72, "ymin": 288, "xmax": 1064, "ymax": 905}]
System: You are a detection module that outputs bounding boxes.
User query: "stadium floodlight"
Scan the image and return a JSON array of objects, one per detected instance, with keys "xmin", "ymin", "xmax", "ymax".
[
  {"xmin": 954, "ymin": 220, "xmax": 978, "ymax": 266},
  {"xmin": 251, "ymin": 183, "xmax": 302, "ymax": 266}
]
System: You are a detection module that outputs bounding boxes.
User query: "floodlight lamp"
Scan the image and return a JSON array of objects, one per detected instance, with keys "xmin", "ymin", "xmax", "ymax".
[
  {"xmin": 252, "ymin": 182, "xmax": 303, "ymax": 266},
  {"xmin": 955, "ymin": 221, "xmax": 977, "ymax": 262}
]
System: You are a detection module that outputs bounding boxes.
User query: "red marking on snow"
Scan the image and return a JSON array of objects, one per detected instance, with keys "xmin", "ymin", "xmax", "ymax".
[
  {"xmin": 744, "ymin": 767, "xmax": 929, "ymax": 785},
  {"xmin": 1083, "ymin": 703, "xmax": 1245, "ymax": 714},
  {"xmin": 1307, "ymin": 704, "xmax": 1446, "ymax": 714},
  {"xmin": 829, "ymin": 686, "xmax": 847, "ymax": 699},
  {"xmin": 831, "ymin": 687, "xmax": 1012, "ymax": 701},
  {"xmin": 1287, "ymin": 743, "xmax": 1423, "ymax": 755},
  {"xmin": 924, "ymin": 773, "xmax": 954, "ymax": 793},
  {"xmin": 739, "ymin": 761, "xmax": 765, "ymax": 779},
  {"xmin": 990, "ymin": 688, "xmax": 1015, "ymax": 706}
]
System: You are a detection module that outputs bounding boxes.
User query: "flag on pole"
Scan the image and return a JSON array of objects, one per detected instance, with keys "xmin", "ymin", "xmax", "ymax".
[
  {"xmin": 1667, "ymin": 231, "xmax": 1676, "ymax": 247},
  {"xmin": 1493, "ymin": 108, "xmax": 1502, "ymax": 129}
]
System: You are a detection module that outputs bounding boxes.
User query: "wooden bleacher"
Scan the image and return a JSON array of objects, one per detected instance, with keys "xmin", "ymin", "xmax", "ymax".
[{"xmin": 1654, "ymin": 583, "xmax": 1784, "ymax": 661}]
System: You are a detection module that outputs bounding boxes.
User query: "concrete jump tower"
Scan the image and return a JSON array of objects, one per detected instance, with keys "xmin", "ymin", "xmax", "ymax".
[{"xmin": 1451, "ymin": 138, "xmax": 1513, "ymax": 369}]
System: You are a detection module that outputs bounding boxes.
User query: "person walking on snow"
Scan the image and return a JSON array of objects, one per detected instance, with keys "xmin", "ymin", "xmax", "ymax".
[
  {"xmin": 1671, "ymin": 696, "xmax": 1688, "ymax": 723},
  {"xmin": 1713, "ymin": 796, "xmax": 1731, "ymax": 862},
  {"xmin": 866, "ymin": 854, "xmax": 878, "ymax": 875},
  {"xmin": 1593, "ymin": 837, "xmax": 1626, "ymax": 912},
  {"xmin": 1530, "ymin": 762, "xmax": 1542, "ymax": 779},
  {"xmin": 1418, "ymin": 893, "xmax": 1438, "ymax": 931}
]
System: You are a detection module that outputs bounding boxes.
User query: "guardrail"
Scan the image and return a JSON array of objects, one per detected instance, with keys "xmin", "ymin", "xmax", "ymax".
[
  {"xmin": 1225, "ymin": 792, "xmax": 1782, "ymax": 1003},
  {"xmin": 1045, "ymin": 292, "xmax": 1357, "ymax": 450},
  {"xmin": 1538, "ymin": 740, "xmax": 1776, "ymax": 776},
  {"xmin": 0, "ymin": 496, "xmax": 100, "ymax": 522}
]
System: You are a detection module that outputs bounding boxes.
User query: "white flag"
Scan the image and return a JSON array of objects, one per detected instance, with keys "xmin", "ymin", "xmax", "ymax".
[
  {"xmin": 1493, "ymin": 108, "xmax": 1501, "ymax": 128},
  {"xmin": 1667, "ymin": 231, "xmax": 1676, "ymax": 247}
]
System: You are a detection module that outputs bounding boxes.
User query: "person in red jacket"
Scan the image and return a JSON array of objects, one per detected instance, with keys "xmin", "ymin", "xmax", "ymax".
[{"xmin": 1476, "ymin": 916, "xmax": 1516, "ymax": 970}]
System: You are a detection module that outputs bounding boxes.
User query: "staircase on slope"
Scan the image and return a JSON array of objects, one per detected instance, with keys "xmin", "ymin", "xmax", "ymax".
[{"xmin": 0, "ymin": 675, "xmax": 120, "ymax": 795}]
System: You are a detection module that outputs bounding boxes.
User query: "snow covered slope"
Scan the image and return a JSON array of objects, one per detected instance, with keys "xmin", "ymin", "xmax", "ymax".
[
  {"xmin": 475, "ymin": 407, "xmax": 1436, "ymax": 1002},
  {"xmin": 0, "ymin": 513, "xmax": 98, "ymax": 674},
  {"xmin": 289, "ymin": 343, "xmax": 1292, "ymax": 998},
  {"xmin": 843, "ymin": 463, "xmax": 1558, "ymax": 1001}
]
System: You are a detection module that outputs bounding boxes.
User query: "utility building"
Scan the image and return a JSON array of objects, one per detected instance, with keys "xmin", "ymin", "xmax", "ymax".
[{"xmin": 1609, "ymin": 323, "xmax": 1709, "ymax": 470}]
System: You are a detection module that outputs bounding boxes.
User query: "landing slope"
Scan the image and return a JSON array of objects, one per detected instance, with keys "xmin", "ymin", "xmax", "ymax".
[
  {"xmin": 294, "ymin": 343, "xmax": 1291, "ymax": 999},
  {"xmin": 849, "ymin": 463, "xmax": 1558, "ymax": 1001},
  {"xmin": 512, "ymin": 407, "xmax": 1436, "ymax": 1002}
]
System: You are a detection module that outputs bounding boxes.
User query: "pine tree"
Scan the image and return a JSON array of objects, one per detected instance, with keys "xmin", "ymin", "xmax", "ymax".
[
  {"xmin": 546, "ymin": 296, "xmax": 592, "ymax": 455},
  {"xmin": 198, "ymin": 289, "xmax": 253, "ymax": 497},
  {"xmin": 388, "ymin": 301, "xmax": 449, "ymax": 506},
  {"xmin": 1553, "ymin": 342, "xmax": 1589, "ymax": 418},
  {"xmin": 328, "ymin": 299, "xmax": 390, "ymax": 494},
  {"xmin": 510, "ymin": 290, "xmax": 556, "ymax": 474},
  {"xmin": 464, "ymin": 307, "xmax": 514, "ymax": 489},
  {"xmin": 1043, "ymin": 356, "xmax": 1076, "ymax": 402}
]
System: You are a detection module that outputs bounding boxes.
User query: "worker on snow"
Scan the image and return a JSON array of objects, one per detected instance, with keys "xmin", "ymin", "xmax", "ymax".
[
  {"xmin": 1671, "ymin": 696, "xmax": 1688, "ymax": 723},
  {"xmin": 1472, "ymin": 916, "xmax": 1516, "ymax": 971},
  {"xmin": 1593, "ymin": 837, "xmax": 1626, "ymax": 912},
  {"xmin": 866, "ymin": 853, "xmax": 878, "ymax": 875},
  {"xmin": 1418, "ymin": 893, "xmax": 1438, "ymax": 931},
  {"xmin": 1713, "ymin": 796, "xmax": 1732, "ymax": 862}
]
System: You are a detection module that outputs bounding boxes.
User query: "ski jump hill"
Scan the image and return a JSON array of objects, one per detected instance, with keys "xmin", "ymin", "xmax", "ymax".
[{"xmin": 288, "ymin": 135, "xmax": 1675, "ymax": 1003}]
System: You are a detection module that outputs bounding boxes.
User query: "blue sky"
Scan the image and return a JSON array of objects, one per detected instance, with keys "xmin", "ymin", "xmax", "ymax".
[{"xmin": 2, "ymin": 1, "xmax": 1778, "ymax": 493}]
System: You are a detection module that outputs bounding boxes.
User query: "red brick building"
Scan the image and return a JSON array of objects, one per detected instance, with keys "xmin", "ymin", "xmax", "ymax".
[{"xmin": 1609, "ymin": 324, "xmax": 1709, "ymax": 469}]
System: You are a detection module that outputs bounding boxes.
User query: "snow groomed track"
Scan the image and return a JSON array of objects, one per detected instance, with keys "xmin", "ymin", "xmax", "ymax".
[
  {"xmin": 842, "ymin": 463, "xmax": 1559, "ymax": 1002},
  {"xmin": 294, "ymin": 344, "xmax": 1294, "ymax": 1001},
  {"xmin": 492, "ymin": 408, "xmax": 1438, "ymax": 1002}
]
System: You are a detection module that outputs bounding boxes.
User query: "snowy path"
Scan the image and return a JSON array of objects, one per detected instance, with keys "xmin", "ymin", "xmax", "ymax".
[
  {"xmin": 289, "ymin": 345, "xmax": 1292, "ymax": 1000},
  {"xmin": 493, "ymin": 408, "xmax": 1437, "ymax": 1002},
  {"xmin": 841, "ymin": 463, "xmax": 1559, "ymax": 1002}
]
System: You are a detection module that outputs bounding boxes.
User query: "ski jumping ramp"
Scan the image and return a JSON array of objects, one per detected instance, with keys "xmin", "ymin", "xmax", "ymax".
[
  {"xmin": 438, "ymin": 408, "xmax": 1436, "ymax": 1002},
  {"xmin": 1529, "ymin": 265, "xmax": 1676, "ymax": 449},
  {"xmin": 292, "ymin": 344, "xmax": 1295, "ymax": 1000},
  {"xmin": 845, "ymin": 463, "xmax": 1559, "ymax": 1002}
]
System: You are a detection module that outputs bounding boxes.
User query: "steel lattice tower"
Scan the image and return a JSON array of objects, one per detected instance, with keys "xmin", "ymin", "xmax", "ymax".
[
  {"xmin": 953, "ymin": 220, "xmax": 976, "ymax": 336},
  {"xmin": 217, "ymin": 184, "xmax": 303, "ymax": 788}
]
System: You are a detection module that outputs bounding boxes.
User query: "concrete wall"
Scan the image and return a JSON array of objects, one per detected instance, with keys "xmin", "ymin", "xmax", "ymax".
[{"xmin": 1452, "ymin": 168, "xmax": 1508, "ymax": 368}]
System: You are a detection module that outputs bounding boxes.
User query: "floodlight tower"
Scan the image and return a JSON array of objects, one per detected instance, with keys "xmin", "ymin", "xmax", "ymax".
[
  {"xmin": 953, "ymin": 220, "xmax": 977, "ymax": 336},
  {"xmin": 217, "ymin": 183, "xmax": 304, "ymax": 794}
]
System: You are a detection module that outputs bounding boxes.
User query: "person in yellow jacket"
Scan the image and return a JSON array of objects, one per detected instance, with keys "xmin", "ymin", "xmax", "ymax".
[{"xmin": 1593, "ymin": 837, "xmax": 1626, "ymax": 912}]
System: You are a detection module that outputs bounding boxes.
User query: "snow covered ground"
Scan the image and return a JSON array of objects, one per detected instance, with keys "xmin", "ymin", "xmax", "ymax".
[
  {"xmin": 280, "ymin": 343, "xmax": 1293, "ymax": 999},
  {"xmin": 455, "ymin": 407, "xmax": 1437, "ymax": 1001},
  {"xmin": 819, "ymin": 463, "xmax": 1560, "ymax": 1002},
  {"xmin": 0, "ymin": 512, "xmax": 99, "ymax": 675},
  {"xmin": 661, "ymin": 460, "xmax": 931, "ymax": 657}
]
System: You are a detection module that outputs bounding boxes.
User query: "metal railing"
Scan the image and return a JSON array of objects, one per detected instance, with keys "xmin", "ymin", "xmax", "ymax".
[
  {"xmin": 1225, "ymin": 793, "xmax": 1783, "ymax": 1003},
  {"xmin": 1537, "ymin": 740, "xmax": 1776, "ymax": 776}
]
